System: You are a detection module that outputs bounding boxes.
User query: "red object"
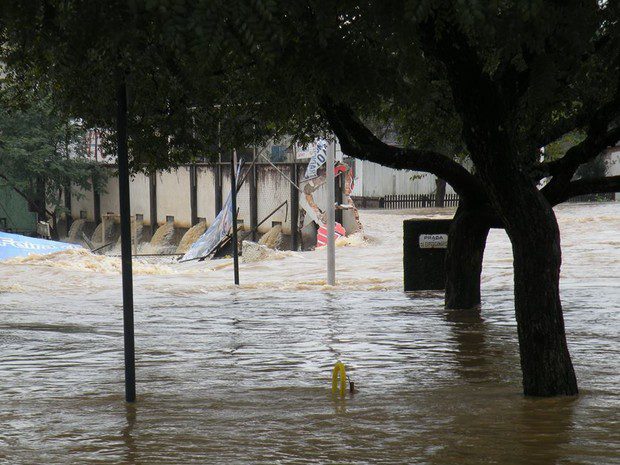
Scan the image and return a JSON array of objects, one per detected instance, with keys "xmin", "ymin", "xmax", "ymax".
[
  {"xmin": 317, "ymin": 222, "xmax": 346, "ymax": 247},
  {"xmin": 334, "ymin": 165, "xmax": 347, "ymax": 175}
]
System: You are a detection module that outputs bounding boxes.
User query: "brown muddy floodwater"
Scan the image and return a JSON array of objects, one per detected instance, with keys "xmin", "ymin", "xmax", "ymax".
[{"xmin": 0, "ymin": 203, "xmax": 618, "ymax": 464}]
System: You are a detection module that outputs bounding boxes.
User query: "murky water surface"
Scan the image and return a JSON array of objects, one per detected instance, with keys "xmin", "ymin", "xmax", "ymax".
[{"xmin": 1, "ymin": 204, "xmax": 618, "ymax": 464}]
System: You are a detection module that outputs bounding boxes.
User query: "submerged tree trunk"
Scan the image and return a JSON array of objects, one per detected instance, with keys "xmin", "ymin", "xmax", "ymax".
[
  {"xmin": 481, "ymin": 162, "xmax": 578, "ymax": 396},
  {"xmin": 507, "ymin": 194, "xmax": 577, "ymax": 396},
  {"xmin": 445, "ymin": 204, "xmax": 490, "ymax": 309}
]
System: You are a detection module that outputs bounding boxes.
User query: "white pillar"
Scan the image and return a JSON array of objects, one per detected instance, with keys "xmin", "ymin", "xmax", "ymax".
[{"xmin": 326, "ymin": 140, "xmax": 336, "ymax": 285}]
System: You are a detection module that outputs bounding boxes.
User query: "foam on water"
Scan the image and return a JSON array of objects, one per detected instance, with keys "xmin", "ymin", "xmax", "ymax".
[{"xmin": 3, "ymin": 248, "xmax": 178, "ymax": 275}]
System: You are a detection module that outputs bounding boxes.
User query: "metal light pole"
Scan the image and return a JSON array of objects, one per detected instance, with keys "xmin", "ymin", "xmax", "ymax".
[
  {"xmin": 231, "ymin": 149, "xmax": 240, "ymax": 285},
  {"xmin": 116, "ymin": 73, "xmax": 136, "ymax": 403},
  {"xmin": 326, "ymin": 140, "xmax": 336, "ymax": 285}
]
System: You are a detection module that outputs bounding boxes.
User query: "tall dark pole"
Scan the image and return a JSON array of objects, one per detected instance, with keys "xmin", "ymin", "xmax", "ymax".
[
  {"xmin": 149, "ymin": 174, "xmax": 157, "ymax": 236},
  {"xmin": 290, "ymin": 162, "xmax": 299, "ymax": 251},
  {"xmin": 116, "ymin": 72, "xmax": 136, "ymax": 403},
  {"xmin": 249, "ymin": 147, "xmax": 258, "ymax": 242},
  {"xmin": 231, "ymin": 150, "xmax": 239, "ymax": 285},
  {"xmin": 190, "ymin": 164, "xmax": 198, "ymax": 226}
]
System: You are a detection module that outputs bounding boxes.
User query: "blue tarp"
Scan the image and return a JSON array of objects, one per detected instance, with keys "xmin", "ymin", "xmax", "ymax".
[{"xmin": 0, "ymin": 231, "xmax": 83, "ymax": 261}]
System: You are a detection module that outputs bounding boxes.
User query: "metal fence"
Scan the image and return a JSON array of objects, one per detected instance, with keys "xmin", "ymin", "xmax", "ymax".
[
  {"xmin": 566, "ymin": 193, "xmax": 615, "ymax": 203},
  {"xmin": 376, "ymin": 192, "xmax": 614, "ymax": 209},
  {"xmin": 381, "ymin": 193, "xmax": 460, "ymax": 209}
]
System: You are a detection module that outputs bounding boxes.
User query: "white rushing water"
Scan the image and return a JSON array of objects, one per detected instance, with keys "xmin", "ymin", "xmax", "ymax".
[{"xmin": 0, "ymin": 203, "xmax": 618, "ymax": 464}]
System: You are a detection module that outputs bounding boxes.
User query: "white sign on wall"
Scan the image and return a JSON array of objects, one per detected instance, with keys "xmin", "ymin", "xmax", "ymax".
[{"xmin": 419, "ymin": 234, "xmax": 448, "ymax": 249}]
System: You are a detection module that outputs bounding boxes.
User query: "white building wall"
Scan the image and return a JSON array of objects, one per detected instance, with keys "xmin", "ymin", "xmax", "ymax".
[
  {"xmin": 99, "ymin": 177, "xmax": 119, "ymax": 217},
  {"xmin": 156, "ymin": 168, "xmax": 192, "ymax": 227},
  {"xmin": 606, "ymin": 147, "xmax": 620, "ymax": 200},
  {"xmin": 70, "ymin": 184, "xmax": 95, "ymax": 221},
  {"xmin": 351, "ymin": 159, "xmax": 456, "ymax": 197},
  {"xmin": 256, "ymin": 166, "xmax": 292, "ymax": 234},
  {"xmin": 196, "ymin": 166, "xmax": 216, "ymax": 224},
  {"xmin": 129, "ymin": 173, "xmax": 151, "ymax": 225}
]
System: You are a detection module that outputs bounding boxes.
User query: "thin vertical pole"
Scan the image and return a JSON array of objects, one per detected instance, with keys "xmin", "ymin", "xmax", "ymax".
[
  {"xmin": 231, "ymin": 150, "xmax": 240, "ymax": 285},
  {"xmin": 116, "ymin": 73, "xmax": 136, "ymax": 403},
  {"xmin": 290, "ymin": 159, "xmax": 299, "ymax": 251},
  {"xmin": 190, "ymin": 164, "xmax": 198, "ymax": 226},
  {"xmin": 149, "ymin": 173, "xmax": 157, "ymax": 236},
  {"xmin": 335, "ymin": 167, "xmax": 343, "ymax": 224},
  {"xmin": 249, "ymin": 146, "xmax": 258, "ymax": 241},
  {"xmin": 215, "ymin": 122, "xmax": 223, "ymax": 215},
  {"xmin": 326, "ymin": 140, "xmax": 336, "ymax": 285},
  {"xmin": 93, "ymin": 175, "xmax": 101, "ymax": 225}
]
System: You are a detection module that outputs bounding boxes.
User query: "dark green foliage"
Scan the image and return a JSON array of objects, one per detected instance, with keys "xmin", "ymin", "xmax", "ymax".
[{"xmin": 0, "ymin": 92, "xmax": 105, "ymax": 222}]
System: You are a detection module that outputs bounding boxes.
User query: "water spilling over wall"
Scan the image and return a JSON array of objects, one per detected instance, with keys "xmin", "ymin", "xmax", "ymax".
[
  {"xmin": 90, "ymin": 219, "xmax": 117, "ymax": 246},
  {"xmin": 143, "ymin": 222, "xmax": 181, "ymax": 254},
  {"xmin": 67, "ymin": 219, "xmax": 87, "ymax": 243},
  {"xmin": 176, "ymin": 221, "xmax": 208, "ymax": 254},
  {"xmin": 258, "ymin": 224, "xmax": 283, "ymax": 250}
]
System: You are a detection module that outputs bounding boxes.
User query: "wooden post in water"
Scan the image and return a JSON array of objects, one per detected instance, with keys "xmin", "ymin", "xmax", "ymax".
[
  {"xmin": 231, "ymin": 150, "xmax": 240, "ymax": 285},
  {"xmin": 116, "ymin": 73, "xmax": 136, "ymax": 403}
]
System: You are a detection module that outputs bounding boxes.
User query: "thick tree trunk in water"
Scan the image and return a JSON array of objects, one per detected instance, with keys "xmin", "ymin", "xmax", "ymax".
[
  {"xmin": 506, "ymin": 192, "xmax": 578, "ymax": 396},
  {"xmin": 475, "ymin": 159, "xmax": 578, "ymax": 396},
  {"xmin": 445, "ymin": 205, "xmax": 490, "ymax": 309}
]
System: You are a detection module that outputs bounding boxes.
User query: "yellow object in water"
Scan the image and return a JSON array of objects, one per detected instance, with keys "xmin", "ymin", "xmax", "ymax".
[{"xmin": 332, "ymin": 361, "xmax": 347, "ymax": 396}]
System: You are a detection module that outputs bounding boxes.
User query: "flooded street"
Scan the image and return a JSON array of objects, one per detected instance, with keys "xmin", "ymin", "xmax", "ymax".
[{"xmin": 1, "ymin": 203, "xmax": 618, "ymax": 464}]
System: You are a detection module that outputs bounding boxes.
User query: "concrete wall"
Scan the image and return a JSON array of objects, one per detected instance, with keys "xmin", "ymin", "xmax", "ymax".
[
  {"xmin": 606, "ymin": 148, "xmax": 620, "ymax": 200},
  {"xmin": 99, "ymin": 177, "xmax": 119, "ymax": 217},
  {"xmin": 71, "ymin": 183, "xmax": 95, "ymax": 221},
  {"xmin": 156, "ymin": 168, "xmax": 192, "ymax": 227},
  {"xmin": 129, "ymin": 173, "xmax": 151, "ymax": 225},
  {"xmin": 256, "ymin": 166, "xmax": 292, "ymax": 234},
  {"xmin": 71, "ymin": 163, "xmax": 303, "ymax": 234},
  {"xmin": 69, "ymin": 154, "xmax": 472, "ymax": 239},
  {"xmin": 196, "ymin": 166, "xmax": 217, "ymax": 224}
]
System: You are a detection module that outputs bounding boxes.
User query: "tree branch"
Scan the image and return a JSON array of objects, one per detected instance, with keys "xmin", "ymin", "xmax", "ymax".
[
  {"xmin": 320, "ymin": 97, "xmax": 487, "ymax": 203},
  {"xmin": 552, "ymin": 175, "xmax": 620, "ymax": 204}
]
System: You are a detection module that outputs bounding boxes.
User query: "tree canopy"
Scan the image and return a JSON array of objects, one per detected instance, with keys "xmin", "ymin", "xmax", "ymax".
[
  {"xmin": 0, "ymin": 90, "xmax": 105, "ymax": 233},
  {"xmin": 1, "ymin": 0, "xmax": 619, "ymax": 397}
]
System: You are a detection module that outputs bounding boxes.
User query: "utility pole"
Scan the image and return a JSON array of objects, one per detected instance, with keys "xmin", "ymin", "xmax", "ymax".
[
  {"xmin": 231, "ymin": 149, "xmax": 240, "ymax": 285},
  {"xmin": 116, "ymin": 72, "xmax": 136, "ymax": 403},
  {"xmin": 326, "ymin": 140, "xmax": 336, "ymax": 285}
]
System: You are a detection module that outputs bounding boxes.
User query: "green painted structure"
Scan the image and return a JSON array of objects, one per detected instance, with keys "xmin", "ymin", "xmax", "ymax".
[{"xmin": 0, "ymin": 180, "xmax": 37, "ymax": 235}]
